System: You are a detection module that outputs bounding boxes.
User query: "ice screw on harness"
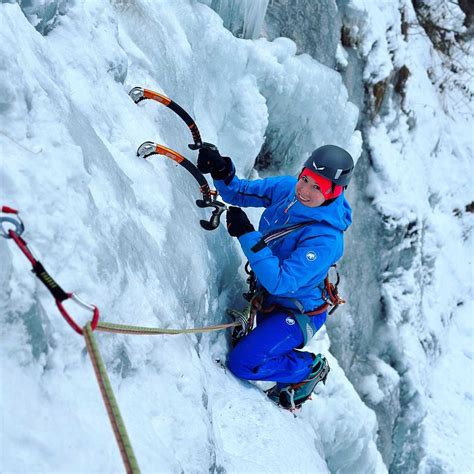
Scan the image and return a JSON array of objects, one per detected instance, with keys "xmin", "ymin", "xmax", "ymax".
[{"xmin": 320, "ymin": 265, "xmax": 345, "ymax": 315}]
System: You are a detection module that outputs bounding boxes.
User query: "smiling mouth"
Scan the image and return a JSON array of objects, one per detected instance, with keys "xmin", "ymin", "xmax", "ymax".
[{"xmin": 297, "ymin": 193, "xmax": 310, "ymax": 202}]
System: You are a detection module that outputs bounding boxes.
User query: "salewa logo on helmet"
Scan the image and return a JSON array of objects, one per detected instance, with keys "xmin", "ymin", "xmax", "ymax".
[{"xmin": 312, "ymin": 163, "xmax": 326, "ymax": 171}]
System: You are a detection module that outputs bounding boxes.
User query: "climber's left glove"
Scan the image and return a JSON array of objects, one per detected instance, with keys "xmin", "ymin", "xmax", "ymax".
[{"xmin": 226, "ymin": 206, "xmax": 255, "ymax": 238}]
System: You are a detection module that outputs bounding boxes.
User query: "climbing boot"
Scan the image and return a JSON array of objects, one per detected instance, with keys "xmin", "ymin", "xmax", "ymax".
[{"xmin": 266, "ymin": 353, "xmax": 330, "ymax": 410}]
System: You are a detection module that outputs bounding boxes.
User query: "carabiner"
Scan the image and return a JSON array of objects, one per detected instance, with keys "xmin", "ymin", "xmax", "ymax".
[
  {"xmin": 56, "ymin": 293, "xmax": 100, "ymax": 335},
  {"xmin": 0, "ymin": 215, "xmax": 25, "ymax": 239}
]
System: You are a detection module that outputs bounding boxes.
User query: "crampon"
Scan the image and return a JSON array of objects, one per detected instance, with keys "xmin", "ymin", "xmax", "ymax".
[{"xmin": 266, "ymin": 354, "xmax": 330, "ymax": 411}]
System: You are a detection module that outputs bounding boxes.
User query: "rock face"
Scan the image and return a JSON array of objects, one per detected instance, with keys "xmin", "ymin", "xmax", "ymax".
[{"xmin": 265, "ymin": 0, "xmax": 341, "ymax": 69}]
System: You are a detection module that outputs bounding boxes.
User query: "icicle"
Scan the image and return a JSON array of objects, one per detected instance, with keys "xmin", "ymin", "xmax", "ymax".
[{"xmin": 208, "ymin": 0, "xmax": 269, "ymax": 39}]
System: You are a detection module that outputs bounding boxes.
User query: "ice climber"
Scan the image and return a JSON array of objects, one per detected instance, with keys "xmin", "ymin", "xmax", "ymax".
[{"xmin": 198, "ymin": 144, "xmax": 354, "ymax": 409}]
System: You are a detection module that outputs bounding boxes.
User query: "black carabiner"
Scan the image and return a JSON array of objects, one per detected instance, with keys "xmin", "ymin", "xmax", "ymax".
[{"xmin": 196, "ymin": 199, "xmax": 227, "ymax": 231}]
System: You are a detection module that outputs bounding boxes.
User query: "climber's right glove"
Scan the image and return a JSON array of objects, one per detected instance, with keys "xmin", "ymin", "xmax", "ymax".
[{"xmin": 197, "ymin": 144, "xmax": 234, "ymax": 182}]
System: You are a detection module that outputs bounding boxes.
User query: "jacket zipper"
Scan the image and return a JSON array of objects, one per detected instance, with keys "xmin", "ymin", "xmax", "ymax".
[{"xmin": 274, "ymin": 198, "xmax": 297, "ymax": 225}]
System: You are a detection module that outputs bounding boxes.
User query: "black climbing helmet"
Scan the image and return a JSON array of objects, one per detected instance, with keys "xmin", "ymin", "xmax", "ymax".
[{"xmin": 303, "ymin": 145, "xmax": 354, "ymax": 187}]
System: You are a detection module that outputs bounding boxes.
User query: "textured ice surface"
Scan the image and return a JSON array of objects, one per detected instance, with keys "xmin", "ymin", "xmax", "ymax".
[
  {"xmin": 1, "ymin": 0, "xmax": 472, "ymax": 473},
  {"xmin": 265, "ymin": 0, "xmax": 341, "ymax": 69},
  {"xmin": 0, "ymin": 1, "xmax": 380, "ymax": 472},
  {"xmin": 199, "ymin": 0, "xmax": 270, "ymax": 39}
]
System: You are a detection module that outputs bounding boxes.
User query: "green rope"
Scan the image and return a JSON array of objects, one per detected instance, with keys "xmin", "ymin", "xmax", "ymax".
[
  {"xmin": 96, "ymin": 320, "xmax": 239, "ymax": 336},
  {"xmin": 84, "ymin": 323, "xmax": 141, "ymax": 474}
]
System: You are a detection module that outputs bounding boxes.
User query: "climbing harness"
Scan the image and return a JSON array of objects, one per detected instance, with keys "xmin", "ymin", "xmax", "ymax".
[
  {"xmin": 1, "ymin": 205, "xmax": 241, "ymax": 474},
  {"xmin": 129, "ymin": 87, "xmax": 227, "ymax": 231},
  {"xmin": 248, "ymin": 221, "xmax": 346, "ymax": 315},
  {"xmin": 229, "ymin": 222, "xmax": 346, "ymax": 348},
  {"xmin": 241, "ymin": 264, "xmax": 345, "ymax": 345},
  {"xmin": 136, "ymin": 142, "xmax": 227, "ymax": 230}
]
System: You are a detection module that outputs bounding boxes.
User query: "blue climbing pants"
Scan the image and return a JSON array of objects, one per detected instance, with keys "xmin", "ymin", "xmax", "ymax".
[{"xmin": 228, "ymin": 310, "xmax": 327, "ymax": 384}]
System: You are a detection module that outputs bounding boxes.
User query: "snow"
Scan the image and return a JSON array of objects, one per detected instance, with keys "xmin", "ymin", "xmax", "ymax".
[
  {"xmin": 1, "ymin": 0, "xmax": 472, "ymax": 472},
  {"xmin": 419, "ymin": 302, "xmax": 474, "ymax": 473},
  {"xmin": 0, "ymin": 0, "xmax": 379, "ymax": 472},
  {"xmin": 342, "ymin": 0, "xmax": 474, "ymax": 471}
]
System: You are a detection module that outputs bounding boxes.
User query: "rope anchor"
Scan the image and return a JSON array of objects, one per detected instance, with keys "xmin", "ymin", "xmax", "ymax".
[
  {"xmin": 1, "ymin": 205, "xmax": 100, "ymax": 335},
  {"xmin": 0, "ymin": 206, "xmax": 24, "ymax": 238}
]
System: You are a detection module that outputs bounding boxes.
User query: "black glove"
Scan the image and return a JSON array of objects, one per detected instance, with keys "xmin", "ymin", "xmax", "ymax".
[
  {"xmin": 197, "ymin": 144, "xmax": 234, "ymax": 182},
  {"xmin": 226, "ymin": 206, "xmax": 255, "ymax": 238}
]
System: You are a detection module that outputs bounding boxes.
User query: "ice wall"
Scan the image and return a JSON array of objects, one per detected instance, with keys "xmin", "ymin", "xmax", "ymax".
[
  {"xmin": 0, "ymin": 1, "xmax": 384, "ymax": 473},
  {"xmin": 199, "ymin": 0, "xmax": 270, "ymax": 40},
  {"xmin": 197, "ymin": 1, "xmax": 359, "ymax": 177},
  {"xmin": 265, "ymin": 0, "xmax": 341, "ymax": 69},
  {"xmin": 258, "ymin": 0, "xmax": 473, "ymax": 472}
]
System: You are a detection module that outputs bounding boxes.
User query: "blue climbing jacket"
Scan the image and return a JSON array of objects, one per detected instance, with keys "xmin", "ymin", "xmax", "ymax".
[{"xmin": 214, "ymin": 173, "xmax": 352, "ymax": 312}]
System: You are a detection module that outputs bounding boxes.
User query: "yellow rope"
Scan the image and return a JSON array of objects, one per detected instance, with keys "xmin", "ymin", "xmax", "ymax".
[
  {"xmin": 96, "ymin": 320, "xmax": 240, "ymax": 335},
  {"xmin": 83, "ymin": 318, "xmax": 240, "ymax": 472},
  {"xmin": 84, "ymin": 323, "xmax": 141, "ymax": 474}
]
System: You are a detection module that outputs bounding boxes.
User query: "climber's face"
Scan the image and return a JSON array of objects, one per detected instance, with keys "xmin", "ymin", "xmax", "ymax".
[{"xmin": 295, "ymin": 174, "xmax": 326, "ymax": 208}]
